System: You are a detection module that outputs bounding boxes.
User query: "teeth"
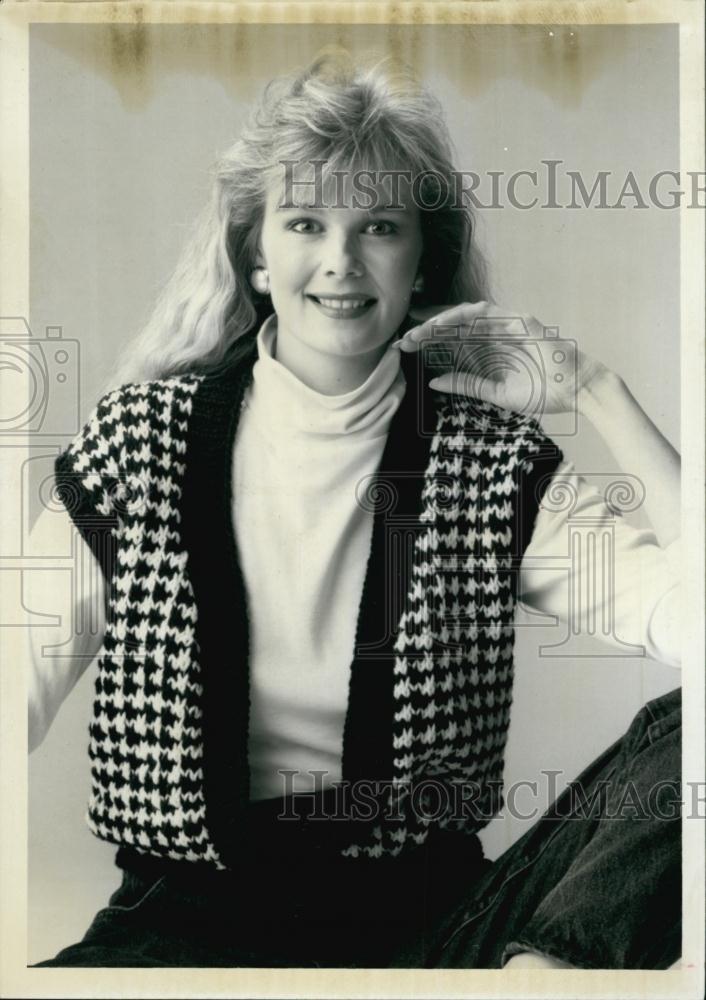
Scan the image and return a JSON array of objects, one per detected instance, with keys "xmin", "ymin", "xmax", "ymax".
[{"xmin": 316, "ymin": 298, "xmax": 369, "ymax": 310}]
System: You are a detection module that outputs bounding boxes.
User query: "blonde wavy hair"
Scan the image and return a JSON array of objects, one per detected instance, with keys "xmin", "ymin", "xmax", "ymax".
[{"xmin": 107, "ymin": 49, "xmax": 490, "ymax": 390}]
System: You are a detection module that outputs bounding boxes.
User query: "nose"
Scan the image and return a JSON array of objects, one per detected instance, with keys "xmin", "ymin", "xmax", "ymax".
[{"xmin": 321, "ymin": 231, "xmax": 365, "ymax": 279}]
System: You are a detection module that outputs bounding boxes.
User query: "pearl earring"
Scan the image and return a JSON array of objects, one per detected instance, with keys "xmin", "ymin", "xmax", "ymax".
[
  {"xmin": 250, "ymin": 267, "xmax": 270, "ymax": 295},
  {"xmin": 412, "ymin": 274, "xmax": 425, "ymax": 294}
]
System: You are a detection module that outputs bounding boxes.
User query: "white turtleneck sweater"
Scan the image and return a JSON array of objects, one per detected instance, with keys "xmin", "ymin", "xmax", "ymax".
[
  {"xmin": 233, "ymin": 316, "xmax": 680, "ymax": 801},
  {"xmin": 233, "ymin": 316, "xmax": 407, "ymax": 800}
]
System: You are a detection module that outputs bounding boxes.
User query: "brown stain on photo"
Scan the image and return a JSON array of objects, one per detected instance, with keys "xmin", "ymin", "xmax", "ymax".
[
  {"xmin": 443, "ymin": 22, "xmax": 627, "ymax": 107},
  {"xmin": 33, "ymin": 13, "xmax": 631, "ymax": 114},
  {"xmin": 38, "ymin": 20, "xmax": 269, "ymax": 112},
  {"xmin": 107, "ymin": 4, "xmax": 149, "ymax": 108}
]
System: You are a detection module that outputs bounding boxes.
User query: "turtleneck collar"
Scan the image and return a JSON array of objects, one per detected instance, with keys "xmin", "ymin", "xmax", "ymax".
[{"xmin": 245, "ymin": 314, "xmax": 407, "ymax": 439}]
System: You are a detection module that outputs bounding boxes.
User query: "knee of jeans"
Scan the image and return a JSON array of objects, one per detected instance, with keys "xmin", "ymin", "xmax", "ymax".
[
  {"xmin": 622, "ymin": 724, "xmax": 681, "ymax": 812},
  {"xmin": 644, "ymin": 689, "xmax": 681, "ymax": 739},
  {"xmin": 646, "ymin": 706, "xmax": 681, "ymax": 747},
  {"xmin": 621, "ymin": 689, "xmax": 681, "ymax": 759},
  {"xmin": 644, "ymin": 687, "xmax": 681, "ymax": 720}
]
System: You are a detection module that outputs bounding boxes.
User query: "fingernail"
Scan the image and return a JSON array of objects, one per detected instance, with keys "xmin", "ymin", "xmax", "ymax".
[{"xmin": 389, "ymin": 338, "xmax": 403, "ymax": 349}]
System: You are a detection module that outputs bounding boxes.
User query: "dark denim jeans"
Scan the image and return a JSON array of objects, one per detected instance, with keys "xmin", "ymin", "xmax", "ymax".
[
  {"xmin": 34, "ymin": 687, "xmax": 681, "ymax": 969},
  {"xmin": 394, "ymin": 684, "xmax": 682, "ymax": 969}
]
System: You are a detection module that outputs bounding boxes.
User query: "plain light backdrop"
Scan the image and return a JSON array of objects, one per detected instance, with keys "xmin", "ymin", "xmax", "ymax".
[{"xmin": 27, "ymin": 22, "xmax": 680, "ymax": 964}]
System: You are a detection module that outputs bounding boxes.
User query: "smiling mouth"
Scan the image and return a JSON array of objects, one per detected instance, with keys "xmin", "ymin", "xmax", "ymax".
[{"xmin": 307, "ymin": 295, "xmax": 377, "ymax": 314}]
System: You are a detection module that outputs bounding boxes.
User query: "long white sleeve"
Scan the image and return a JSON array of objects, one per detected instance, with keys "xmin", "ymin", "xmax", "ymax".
[
  {"xmin": 27, "ymin": 505, "xmax": 106, "ymax": 752},
  {"xmin": 518, "ymin": 458, "xmax": 680, "ymax": 667}
]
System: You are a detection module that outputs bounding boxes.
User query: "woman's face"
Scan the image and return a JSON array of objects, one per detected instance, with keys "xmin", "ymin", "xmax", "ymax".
[{"xmin": 257, "ymin": 169, "xmax": 423, "ymax": 364}]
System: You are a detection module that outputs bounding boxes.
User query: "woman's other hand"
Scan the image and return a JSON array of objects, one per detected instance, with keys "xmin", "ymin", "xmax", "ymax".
[
  {"xmin": 395, "ymin": 302, "xmax": 609, "ymax": 418},
  {"xmin": 396, "ymin": 302, "xmax": 680, "ymax": 552}
]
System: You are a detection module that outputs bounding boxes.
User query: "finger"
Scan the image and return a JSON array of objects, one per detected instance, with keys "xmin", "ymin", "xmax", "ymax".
[
  {"xmin": 404, "ymin": 301, "xmax": 494, "ymax": 344},
  {"xmin": 399, "ymin": 327, "xmax": 535, "ymax": 358},
  {"xmin": 401, "ymin": 303, "xmax": 533, "ymax": 351},
  {"xmin": 428, "ymin": 371, "xmax": 503, "ymax": 405}
]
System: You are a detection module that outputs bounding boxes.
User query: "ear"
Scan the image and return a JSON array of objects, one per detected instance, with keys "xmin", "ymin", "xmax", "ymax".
[{"xmin": 251, "ymin": 228, "xmax": 266, "ymax": 269}]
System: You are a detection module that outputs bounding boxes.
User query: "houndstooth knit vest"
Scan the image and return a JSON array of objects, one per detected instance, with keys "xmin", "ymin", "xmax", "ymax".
[{"xmin": 54, "ymin": 334, "xmax": 563, "ymax": 868}]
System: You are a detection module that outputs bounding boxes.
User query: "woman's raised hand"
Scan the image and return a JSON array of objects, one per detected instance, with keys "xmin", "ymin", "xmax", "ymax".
[{"xmin": 396, "ymin": 301, "xmax": 609, "ymax": 418}]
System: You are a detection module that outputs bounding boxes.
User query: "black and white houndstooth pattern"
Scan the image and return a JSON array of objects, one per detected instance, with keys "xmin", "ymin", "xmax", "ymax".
[
  {"xmin": 56, "ymin": 373, "xmax": 560, "ymax": 867},
  {"xmin": 55, "ymin": 376, "xmax": 223, "ymax": 864},
  {"xmin": 342, "ymin": 404, "xmax": 554, "ymax": 858}
]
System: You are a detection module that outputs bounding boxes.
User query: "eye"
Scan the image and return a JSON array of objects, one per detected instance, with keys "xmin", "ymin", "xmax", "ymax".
[
  {"xmin": 364, "ymin": 220, "xmax": 396, "ymax": 236},
  {"xmin": 287, "ymin": 218, "xmax": 321, "ymax": 234}
]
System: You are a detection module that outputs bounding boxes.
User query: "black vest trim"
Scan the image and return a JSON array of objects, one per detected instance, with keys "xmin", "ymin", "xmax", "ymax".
[
  {"xmin": 341, "ymin": 349, "xmax": 438, "ymax": 787},
  {"xmin": 180, "ymin": 336, "xmax": 257, "ymax": 865}
]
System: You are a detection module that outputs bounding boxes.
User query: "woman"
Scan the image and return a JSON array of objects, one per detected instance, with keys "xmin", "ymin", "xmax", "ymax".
[{"xmin": 29, "ymin": 51, "xmax": 681, "ymax": 969}]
